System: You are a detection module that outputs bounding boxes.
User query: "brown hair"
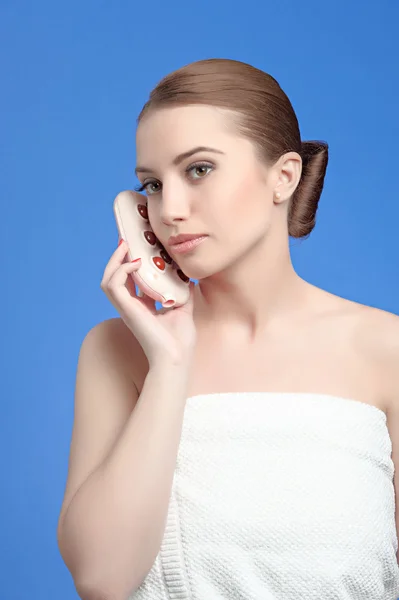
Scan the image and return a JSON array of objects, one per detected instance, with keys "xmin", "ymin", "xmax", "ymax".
[{"xmin": 137, "ymin": 58, "xmax": 328, "ymax": 239}]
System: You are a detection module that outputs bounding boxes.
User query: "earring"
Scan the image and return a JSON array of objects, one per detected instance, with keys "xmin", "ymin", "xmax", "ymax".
[{"xmin": 275, "ymin": 191, "xmax": 281, "ymax": 200}]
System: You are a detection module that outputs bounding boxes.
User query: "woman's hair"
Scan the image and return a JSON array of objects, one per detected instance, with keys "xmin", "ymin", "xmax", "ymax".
[{"xmin": 137, "ymin": 58, "xmax": 328, "ymax": 239}]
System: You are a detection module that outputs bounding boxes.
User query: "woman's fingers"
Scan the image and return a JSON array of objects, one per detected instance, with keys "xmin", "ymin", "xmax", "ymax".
[
  {"xmin": 103, "ymin": 261, "xmax": 150, "ymax": 314},
  {"xmin": 101, "ymin": 240, "xmax": 134, "ymax": 286},
  {"xmin": 114, "ymin": 239, "xmax": 142, "ymax": 300},
  {"xmin": 101, "ymin": 240, "xmax": 163, "ymax": 314},
  {"xmin": 125, "ymin": 273, "xmax": 138, "ymax": 297},
  {"xmin": 126, "ymin": 273, "xmax": 157, "ymax": 313},
  {"xmin": 102, "ymin": 255, "xmax": 158, "ymax": 315}
]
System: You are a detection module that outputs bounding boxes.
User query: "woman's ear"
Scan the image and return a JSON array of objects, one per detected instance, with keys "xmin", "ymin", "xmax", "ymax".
[{"xmin": 273, "ymin": 152, "xmax": 302, "ymax": 203}]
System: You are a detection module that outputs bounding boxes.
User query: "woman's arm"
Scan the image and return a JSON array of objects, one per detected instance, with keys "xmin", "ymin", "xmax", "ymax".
[{"xmin": 57, "ymin": 319, "xmax": 190, "ymax": 600}]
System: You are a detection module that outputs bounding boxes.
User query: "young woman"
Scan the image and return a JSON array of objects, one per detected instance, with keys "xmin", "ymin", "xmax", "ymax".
[{"xmin": 57, "ymin": 58, "xmax": 399, "ymax": 600}]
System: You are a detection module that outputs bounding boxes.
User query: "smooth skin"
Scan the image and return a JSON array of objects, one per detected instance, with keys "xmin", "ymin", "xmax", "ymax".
[{"xmin": 57, "ymin": 105, "xmax": 399, "ymax": 598}]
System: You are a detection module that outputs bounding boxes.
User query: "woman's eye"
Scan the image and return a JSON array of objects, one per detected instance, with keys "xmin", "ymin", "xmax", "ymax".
[
  {"xmin": 189, "ymin": 164, "xmax": 213, "ymax": 179},
  {"xmin": 146, "ymin": 182, "xmax": 161, "ymax": 194},
  {"xmin": 134, "ymin": 181, "xmax": 160, "ymax": 194},
  {"xmin": 135, "ymin": 162, "xmax": 213, "ymax": 196}
]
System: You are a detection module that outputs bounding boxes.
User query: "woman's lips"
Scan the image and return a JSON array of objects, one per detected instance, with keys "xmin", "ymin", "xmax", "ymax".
[{"xmin": 169, "ymin": 235, "xmax": 208, "ymax": 254}]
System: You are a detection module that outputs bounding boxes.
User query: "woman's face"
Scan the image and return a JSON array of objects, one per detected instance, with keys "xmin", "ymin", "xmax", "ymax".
[{"xmin": 135, "ymin": 104, "xmax": 283, "ymax": 280}]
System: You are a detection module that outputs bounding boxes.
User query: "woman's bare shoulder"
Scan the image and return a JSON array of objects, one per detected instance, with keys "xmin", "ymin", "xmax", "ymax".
[{"xmin": 84, "ymin": 317, "xmax": 149, "ymax": 388}]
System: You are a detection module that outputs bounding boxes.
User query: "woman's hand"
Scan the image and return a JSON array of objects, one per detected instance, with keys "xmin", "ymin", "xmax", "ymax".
[{"xmin": 100, "ymin": 240, "xmax": 197, "ymax": 369}]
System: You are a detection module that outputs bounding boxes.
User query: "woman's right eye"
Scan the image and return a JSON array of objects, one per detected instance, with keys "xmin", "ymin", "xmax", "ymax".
[{"xmin": 134, "ymin": 181, "xmax": 160, "ymax": 195}]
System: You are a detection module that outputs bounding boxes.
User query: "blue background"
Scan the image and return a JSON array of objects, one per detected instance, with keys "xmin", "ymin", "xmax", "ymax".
[{"xmin": 1, "ymin": 1, "xmax": 398, "ymax": 598}]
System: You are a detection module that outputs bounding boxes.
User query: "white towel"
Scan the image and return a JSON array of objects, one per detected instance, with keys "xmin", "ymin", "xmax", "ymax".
[{"xmin": 130, "ymin": 392, "xmax": 399, "ymax": 599}]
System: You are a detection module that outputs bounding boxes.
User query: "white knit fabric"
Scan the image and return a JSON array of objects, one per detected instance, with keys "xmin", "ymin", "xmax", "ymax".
[{"xmin": 130, "ymin": 392, "xmax": 399, "ymax": 599}]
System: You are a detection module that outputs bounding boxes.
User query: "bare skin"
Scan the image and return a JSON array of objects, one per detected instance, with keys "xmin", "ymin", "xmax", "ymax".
[{"xmin": 128, "ymin": 288, "xmax": 391, "ymax": 416}]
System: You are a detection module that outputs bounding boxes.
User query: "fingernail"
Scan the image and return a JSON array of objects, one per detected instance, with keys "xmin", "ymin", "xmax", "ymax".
[
  {"xmin": 118, "ymin": 239, "xmax": 124, "ymax": 247},
  {"xmin": 131, "ymin": 258, "xmax": 141, "ymax": 263}
]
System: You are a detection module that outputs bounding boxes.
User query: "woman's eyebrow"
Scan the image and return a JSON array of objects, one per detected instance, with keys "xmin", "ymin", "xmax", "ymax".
[{"xmin": 135, "ymin": 146, "xmax": 225, "ymax": 175}]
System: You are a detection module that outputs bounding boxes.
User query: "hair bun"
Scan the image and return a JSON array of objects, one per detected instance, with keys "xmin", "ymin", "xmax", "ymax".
[{"xmin": 288, "ymin": 141, "xmax": 329, "ymax": 239}]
